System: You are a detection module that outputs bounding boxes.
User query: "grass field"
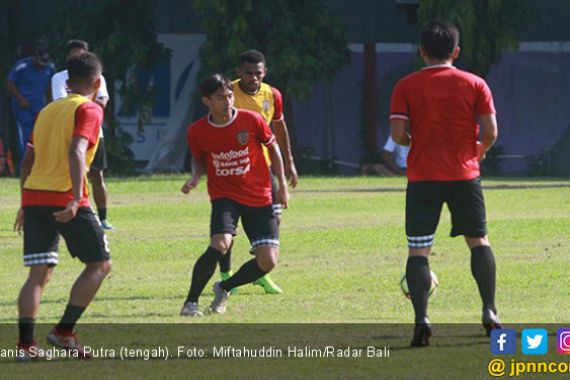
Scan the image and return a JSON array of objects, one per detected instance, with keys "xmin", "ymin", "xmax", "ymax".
[{"xmin": 0, "ymin": 175, "xmax": 569, "ymax": 378}]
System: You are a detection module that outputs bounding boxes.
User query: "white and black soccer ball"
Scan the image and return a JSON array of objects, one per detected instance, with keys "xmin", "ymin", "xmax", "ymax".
[{"xmin": 400, "ymin": 271, "xmax": 439, "ymax": 299}]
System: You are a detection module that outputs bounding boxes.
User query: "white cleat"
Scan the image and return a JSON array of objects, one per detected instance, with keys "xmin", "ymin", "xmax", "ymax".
[
  {"xmin": 210, "ymin": 281, "xmax": 230, "ymax": 314},
  {"xmin": 180, "ymin": 302, "xmax": 204, "ymax": 317}
]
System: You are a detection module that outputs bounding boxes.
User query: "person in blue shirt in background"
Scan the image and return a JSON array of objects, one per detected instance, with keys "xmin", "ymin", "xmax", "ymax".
[{"xmin": 6, "ymin": 46, "xmax": 55, "ymax": 166}]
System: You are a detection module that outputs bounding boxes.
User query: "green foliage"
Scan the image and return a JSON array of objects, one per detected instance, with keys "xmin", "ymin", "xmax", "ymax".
[
  {"xmin": 417, "ymin": 0, "xmax": 537, "ymax": 77},
  {"xmin": 194, "ymin": 0, "xmax": 350, "ymax": 175},
  {"xmin": 0, "ymin": 1, "xmax": 18, "ymax": 82},
  {"xmin": 194, "ymin": 0, "xmax": 350, "ymax": 99},
  {"xmin": 41, "ymin": 0, "xmax": 170, "ymax": 174},
  {"xmin": 103, "ymin": 122, "xmax": 135, "ymax": 176}
]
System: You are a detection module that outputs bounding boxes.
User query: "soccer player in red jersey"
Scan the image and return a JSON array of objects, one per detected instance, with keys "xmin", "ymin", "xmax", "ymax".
[
  {"xmin": 180, "ymin": 73, "xmax": 288, "ymax": 316},
  {"xmin": 13, "ymin": 52, "xmax": 111, "ymax": 360},
  {"xmin": 390, "ymin": 21, "xmax": 501, "ymax": 347}
]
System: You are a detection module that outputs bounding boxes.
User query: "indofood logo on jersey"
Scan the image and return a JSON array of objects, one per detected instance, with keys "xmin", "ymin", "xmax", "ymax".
[{"xmin": 211, "ymin": 147, "xmax": 251, "ymax": 176}]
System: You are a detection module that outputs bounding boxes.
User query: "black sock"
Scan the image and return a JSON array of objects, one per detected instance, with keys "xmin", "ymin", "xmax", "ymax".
[
  {"xmin": 220, "ymin": 259, "xmax": 266, "ymax": 291},
  {"xmin": 56, "ymin": 304, "xmax": 86, "ymax": 332},
  {"xmin": 98, "ymin": 208, "xmax": 107, "ymax": 221},
  {"xmin": 471, "ymin": 245, "xmax": 496, "ymax": 313},
  {"xmin": 406, "ymin": 256, "xmax": 431, "ymax": 323},
  {"xmin": 18, "ymin": 317, "xmax": 35, "ymax": 344},
  {"xmin": 219, "ymin": 246, "xmax": 232, "ymax": 273},
  {"xmin": 186, "ymin": 247, "xmax": 223, "ymax": 303}
]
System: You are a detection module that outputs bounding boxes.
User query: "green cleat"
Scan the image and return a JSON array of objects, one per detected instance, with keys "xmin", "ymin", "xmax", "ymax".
[
  {"xmin": 100, "ymin": 219, "xmax": 115, "ymax": 230},
  {"xmin": 253, "ymin": 274, "xmax": 283, "ymax": 294},
  {"xmin": 220, "ymin": 271, "xmax": 238, "ymax": 295}
]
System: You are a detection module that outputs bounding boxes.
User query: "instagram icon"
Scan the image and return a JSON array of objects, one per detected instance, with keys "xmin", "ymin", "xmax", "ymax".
[{"xmin": 557, "ymin": 329, "xmax": 570, "ymax": 354}]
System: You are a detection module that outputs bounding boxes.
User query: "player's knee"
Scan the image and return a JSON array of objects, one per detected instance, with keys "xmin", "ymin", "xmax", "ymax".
[
  {"xmin": 210, "ymin": 236, "xmax": 232, "ymax": 254},
  {"xmin": 465, "ymin": 235, "xmax": 489, "ymax": 249},
  {"xmin": 256, "ymin": 249, "xmax": 278, "ymax": 272},
  {"xmin": 210, "ymin": 242, "xmax": 229, "ymax": 254},
  {"xmin": 87, "ymin": 260, "xmax": 112, "ymax": 278},
  {"xmin": 258, "ymin": 259, "xmax": 276, "ymax": 273},
  {"xmin": 38, "ymin": 271, "xmax": 52, "ymax": 287},
  {"xmin": 43, "ymin": 270, "xmax": 53, "ymax": 286},
  {"xmin": 28, "ymin": 266, "xmax": 53, "ymax": 287},
  {"xmin": 101, "ymin": 260, "xmax": 112, "ymax": 276}
]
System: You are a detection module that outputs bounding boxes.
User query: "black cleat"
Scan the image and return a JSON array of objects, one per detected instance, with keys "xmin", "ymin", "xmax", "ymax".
[
  {"xmin": 411, "ymin": 318, "xmax": 432, "ymax": 347},
  {"xmin": 482, "ymin": 308, "xmax": 503, "ymax": 337}
]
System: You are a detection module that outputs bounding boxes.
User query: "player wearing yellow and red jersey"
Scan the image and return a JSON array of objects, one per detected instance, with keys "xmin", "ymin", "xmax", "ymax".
[
  {"xmin": 13, "ymin": 52, "xmax": 111, "ymax": 360},
  {"xmin": 217, "ymin": 50, "xmax": 298, "ymax": 295}
]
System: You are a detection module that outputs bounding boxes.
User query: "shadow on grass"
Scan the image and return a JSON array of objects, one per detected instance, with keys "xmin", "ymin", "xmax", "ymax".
[{"xmin": 298, "ymin": 183, "xmax": 570, "ymax": 194}]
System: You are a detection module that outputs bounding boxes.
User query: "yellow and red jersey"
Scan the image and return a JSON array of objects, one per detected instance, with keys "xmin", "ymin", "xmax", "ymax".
[
  {"xmin": 232, "ymin": 79, "xmax": 283, "ymax": 164},
  {"xmin": 23, "ymin": 94, "xmax": 103, "ymax": 207}
]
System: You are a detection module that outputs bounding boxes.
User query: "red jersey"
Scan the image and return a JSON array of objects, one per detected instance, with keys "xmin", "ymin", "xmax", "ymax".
[
  {"xmin": 23, "ymin": 99, "xmax": 102, "ymax": 207},
  {"xmin": 390, "ymin": 65, "xmax": 496, "ymax": 182},
  {"xmin": 187, "ymin": 108, "xmax": 276, "ymax": 207}
]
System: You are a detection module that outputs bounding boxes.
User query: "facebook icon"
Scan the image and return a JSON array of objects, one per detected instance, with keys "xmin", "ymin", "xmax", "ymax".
[{"xmin": 491, "ymin": 329, "xmax": 517, "ymax": 354}]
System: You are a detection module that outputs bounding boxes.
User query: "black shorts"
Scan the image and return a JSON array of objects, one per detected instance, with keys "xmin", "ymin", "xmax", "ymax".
[
  {"xmin": 23, "ymin": 206, "xmax": 111, "ymax": 266},
  {"xmin": 89, "ymin": 138, "xmax": 108, "ymax": 172},
  {"xmin": 210, "ymin": 198, "xmax": 279, "ymax": 251},
  {"xmin": 270, "ymin": 172, "xmax": 283, "ymax": 217},
  {"xmin": 405, "ymin": 178, "xmax": 487, "ymax": 248}
]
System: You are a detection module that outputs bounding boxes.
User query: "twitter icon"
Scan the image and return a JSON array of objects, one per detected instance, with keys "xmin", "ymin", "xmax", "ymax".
[{"xmin": 522, "ymin": 329, "xmax": 548, "ymax": 354}]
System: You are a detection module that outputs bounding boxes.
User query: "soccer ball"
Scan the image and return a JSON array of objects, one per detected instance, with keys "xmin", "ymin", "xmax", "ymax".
[{"xmin": 400, "ymin": 271, "xmax": 439, "ymax": 299}]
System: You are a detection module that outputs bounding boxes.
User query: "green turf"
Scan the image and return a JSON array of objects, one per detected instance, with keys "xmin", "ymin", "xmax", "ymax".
[{"xmin": 0, "ymin": 175, "xmax": 569, "ymax": 378}]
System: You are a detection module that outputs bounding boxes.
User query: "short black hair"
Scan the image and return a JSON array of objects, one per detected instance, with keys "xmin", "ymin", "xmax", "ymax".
[
  {"xmin": 420, "ymin": 21, "xmax": 459, "ymax": 60},
  {"xmin": 66, "ymin": 39, "xmax": 89, "ymax": 54},
  {"xmin": 67, "ymin": 52, "xmax": 102, "ymax": 83},
  {"xmin": 238, "ymin": 49, "xmax": 266, "ymax": 66},
  {"xmin": 199, "ymin": 73, "xmax": 232, "ymax": 97}
]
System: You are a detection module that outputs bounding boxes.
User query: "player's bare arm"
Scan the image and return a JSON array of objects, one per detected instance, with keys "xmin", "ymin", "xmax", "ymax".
[
  {"xmin": 383, "ymin": 149, "xmax": 405, "ymax": 175},
  {"xmin": 6, "ymin": 80, "xmax": 29, "ymax": 109},
  {"xmin": 13, "ymin": 145, "xmax": 35, "ymax": 233},
  {"xmin": 53, "ymin": 136, "xmax": 89, "ymax": 223},
  {"xmin": 267, "ymin": 141, "xmax": 289, "ymax": 209},
  {"xmin": 391, "ymin": 119, "xmax": 411, "ymax": 146},
  {"xmin": 181, "ymin": 157, "xmax": 206, "ymax": 194},
  {"xmin": 477, "ymin": 114, "xmax": 498, "ymax": 162},
  {"xmin": 273, "ymin": 119, "xmax": 298, "ymax": 188},
  {"xmin": 94, "ymin": 96, "xmax": 108, "ymax": 109}
]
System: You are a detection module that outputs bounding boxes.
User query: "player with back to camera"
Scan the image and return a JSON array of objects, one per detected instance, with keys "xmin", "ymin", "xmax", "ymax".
[
  {"xmin": 51, "ymin": 39, "xmax": 115, "ymax": 231},
  {"xmin": 179, "ymin": 73, "xmax": 288, "ymax": 316},
  {"xmin": 14, "ymin": 52, "xmax": 111, "ymax": 360},
  {"xmin": 389, "ymin": 20, "xmax": 502, "ymax": 347},
  {"xmin": 216, "ymin": 49, "xmax": 298, "ymax": 295}
]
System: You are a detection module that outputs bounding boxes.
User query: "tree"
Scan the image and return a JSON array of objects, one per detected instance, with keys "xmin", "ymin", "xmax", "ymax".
[
  {"xmin": 417, "ymin": 0, "xmax": 537, "ymax": 77},
  {"xmin": 42, "ymin": 0, "xmax": 169, "ymax": 174},
  {"xmin": 194, "ymin": 0, "xmax": 350, "ymax": 149},
  {"xmin": 0, "ymin": 1, "xmax": 18, "ymax": 81}
]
